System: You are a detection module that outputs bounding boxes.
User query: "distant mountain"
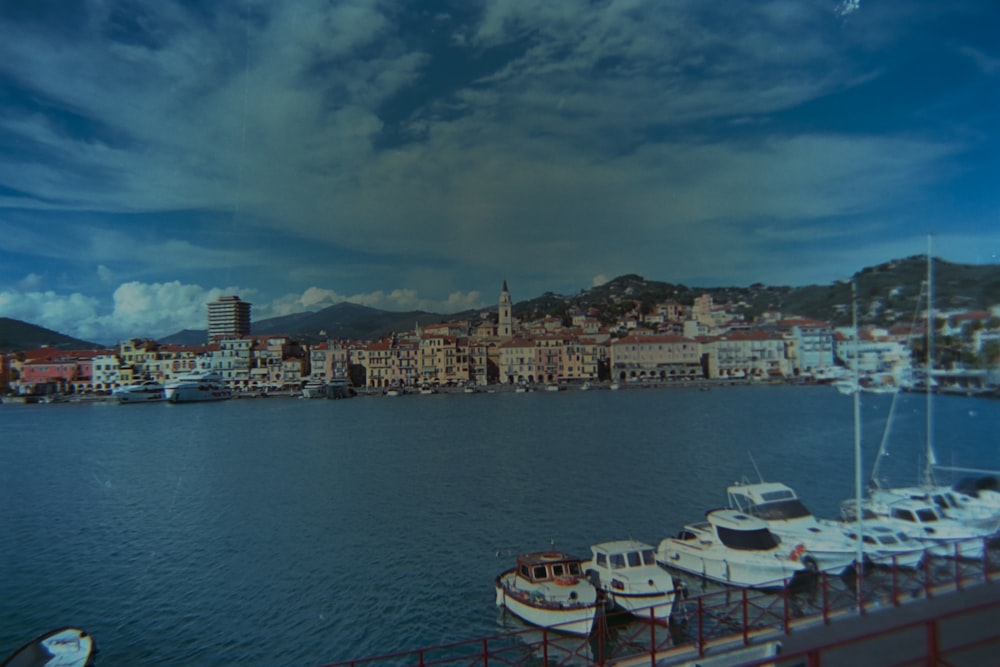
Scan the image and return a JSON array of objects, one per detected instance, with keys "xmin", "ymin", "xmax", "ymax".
[
  {"xmin": 157, "ymin": 302, "xmax": 456, "ymax": 345},
  {"xmin": 0, "ymin": 317, "xmax": 102, "ymax": 352}
]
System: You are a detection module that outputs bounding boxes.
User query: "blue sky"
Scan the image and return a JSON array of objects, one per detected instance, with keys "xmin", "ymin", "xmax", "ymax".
[{"xmin": 1, "ymin": 0, "xmax": 998, "ymax": 343}]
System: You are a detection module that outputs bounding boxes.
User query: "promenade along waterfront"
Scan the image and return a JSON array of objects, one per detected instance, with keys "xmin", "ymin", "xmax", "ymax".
[{"xmin": 2, "ymin": 385, "xmax": 998, "ymax": 666}]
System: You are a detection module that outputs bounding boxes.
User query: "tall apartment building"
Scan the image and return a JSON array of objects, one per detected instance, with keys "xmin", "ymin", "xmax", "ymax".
[{"xmin": 207, "ymin": 295, "xmax": 251, "ymax": 341}]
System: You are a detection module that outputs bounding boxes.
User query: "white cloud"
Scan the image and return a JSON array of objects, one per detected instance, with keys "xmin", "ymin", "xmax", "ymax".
[{"xmin": 592, "ymin": 274, "xmax": 609, "ymax": 287}]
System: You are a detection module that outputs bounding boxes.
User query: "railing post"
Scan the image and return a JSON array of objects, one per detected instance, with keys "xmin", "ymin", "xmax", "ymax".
[
  {"xmin": 697, "ymin": 595, "xmax": 705, "ymax": 657},
  {"xmin": 985, "ymin": 538, "xmax": 992, "ymax": 584},
  {"xmin": 925, "ymin": 618, "xmax": 939, "ymax": 666},
  {"xmin": 482, "ymin": 638, "xmax": 488, "ymax": 667},
  {"xmin": 649, "ymin": 607, "xmax": 656, "ymax": 667},
  {"xmin": 418, "ymin": 649, "xmax": 425, "ymax": 667},
  {"xmin": 783, "ymin": 580, "xmax": 790, "ymax": 634},
  {"xmin": 742, "ymin": 588, "xmax": 749, "ymax": 646},
  {"xmin": 542, "ymin": 627, "xmax": 549, "ymax": 666},
  {"xmin": 822, "ymin": 572, "xmax": 830, "ymax": 624},
  {"xmin": 923, "ymin": 552, "xmax": 933, "ymax": 600},
  {"xmin": 891, "ymin": 556, "xmax": 899, "ymax": 607},
  {"xmin": 955, "ymin": 541, "xmax": 963, "ymax": 591}
]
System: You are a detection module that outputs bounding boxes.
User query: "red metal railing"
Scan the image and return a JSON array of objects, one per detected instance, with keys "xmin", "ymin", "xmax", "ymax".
[{"xmin": 317, "ymin": 538, "xmax": 999, "ymax": 667}]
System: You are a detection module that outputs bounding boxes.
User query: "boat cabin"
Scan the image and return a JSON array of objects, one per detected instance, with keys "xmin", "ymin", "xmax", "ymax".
[
  {"xmin": 888, "ymin": 502, "xmax": 941, "ymax": 526},
  {"xmin": 701, "ymin": 510, "xmax": 782, "ymax": 551},
  {"xmin": 516, "ymin": 552, "xmax": 584, "ymax": 584},
  {"xmin": 591, "ymin": 542, "xmax": 657, "ymax": 571},
  {"xmin": 728, "ymin": 482, "xmax": 813, "ymax": 521}
]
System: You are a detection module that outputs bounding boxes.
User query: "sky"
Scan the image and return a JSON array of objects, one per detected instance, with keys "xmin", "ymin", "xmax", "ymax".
[{"xmin": 1, "ymin": 0, "xmax": 998, "ymax": 344}]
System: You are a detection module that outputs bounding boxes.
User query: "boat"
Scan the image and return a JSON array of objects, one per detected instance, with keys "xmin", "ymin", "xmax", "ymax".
[
  {"xmin": 164, "ymin": 371, "xmax": 232, "ymax": 403},
  {"xmin": 112, "ymin": 380, "xmax": 165, "ymax": 404},
  {"xmin": 300, "ymin": 379, "xmax": 327, "ymax": 399},
  {"xmin": 867, "ymin": 237, "xmax": 1000, "ymax": 535},
  {"xmin": 580, "ymin": 382, "xmax": 592, "ymax": 391},
  {"xmin": 838, "ymin": 518, "xmax": 926, "ymax": 569},
  {"xmin": 609, "ymin": 382, "xmax": 620, "ymax": 391},
  {"xmin": 586, "ymin": 539, "xmax": 676, "ymax": 622},
  {"xmin": 656, "ymin": 509, "xmax": 811, "ymax": 589},
  {"xmin": 726, "ymin": 481, "xmax": 859, "ymax": 575},
  {"xmin": 1, "ymin": 627, "xmax": 95, "ymax": 667},
  {"xmin": 544, "ymin": 383, "xmax": 561, "ymax": 392},
  {"xmin": 842, "ymin": 496, "xmax": 989, "ymax": 559},
  {"xmin": 495, "ymin": 550, "xmax": 601, "ymax": 636}
]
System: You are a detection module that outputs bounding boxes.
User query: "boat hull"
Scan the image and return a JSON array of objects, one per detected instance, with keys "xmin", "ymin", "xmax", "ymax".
[
  {"xmin": 494, "ymin": 571, "xmax": 598, "ymax": 636},
  {"xmin": 165, "ymin": 385, "xmax": 232, "ymax": 403},
  {"xmin": 657, "ymin": 543, "xmax": 805, "ymax": 589}
]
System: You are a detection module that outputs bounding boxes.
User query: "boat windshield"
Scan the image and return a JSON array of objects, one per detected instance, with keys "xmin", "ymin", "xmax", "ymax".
[
  {"xmin": 642, "ymin": 549, "xmax": 656, "ymax": 565},
  {"xmin": 717, "ymin": 526, "xmax": 779, "ymax": 551},
  {"xmin": 747, "ymin": 500, "xmax": 811, "ymax": 520}
]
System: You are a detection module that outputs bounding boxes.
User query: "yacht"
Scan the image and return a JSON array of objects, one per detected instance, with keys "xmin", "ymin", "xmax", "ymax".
[
  {"xmin": 587, "ymin": 540, "xmax": 676, "ymax": 622},
  {"xmin": 112, "ymin": 380, "xmax": 165, "ymax": 404},
  {"xmin": 164, "ymin": 371, "xmax": 232, "ymax": 403},
  {"xmin": 842, "ymin": 497, "xmax": 990, "ymax": 560},
  {"xmin": 657, "ymin": 509, "xmax": 810, "ymax": 589},
  {"xmin": 838, "ymin": 518, "xmax": 925, "ymax": 569},
  {"xmin": 495, "ymin": 550, "xmax": 600, "ymax": 636},
  {"xmin": 726, "ymin": 481, "xmax": 858, "ymax": 575}
]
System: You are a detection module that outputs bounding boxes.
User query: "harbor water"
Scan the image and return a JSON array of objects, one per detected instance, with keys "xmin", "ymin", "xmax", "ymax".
[{"xmin": 2, "ymin": 385, "xmax": 998, "ymax": 665}]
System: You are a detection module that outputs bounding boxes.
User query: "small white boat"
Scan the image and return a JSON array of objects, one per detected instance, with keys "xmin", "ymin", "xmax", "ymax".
[
  {"xmin": 164, "ymin": 372, "xmax": 232, "ymax": 403},
  {"xmin": 580, "ymin": 382, "xmax": 592, "ymax": 391},
  {"xmin": 2, "ymin": 627, "xmax": 95, "ymax": 667},
  {"xmin": 495, "ymin": 551, "xmax": 600, "ymax": 636},
  {"xmin": 112, "ymin": 380, "xmax": 165, "ymax": 404},
  {"xmin": 839, "ymin": 518, "xmax": 925, "ymax": 569},
  {"xmin": 868, "ymin": 485, "xmax": 1000, "ymax": 535},
  {"xmin": 727, "ymin": 481, "xmax": 859, "ymax": 575},
  {"xmin": 609, "ymin": 382, "xmax": 620, "ymax": 391},
  {"xmin": 843, "ymin": 497, "xmax": 990, "ymax": 559},
  {"xmin": 587, "ymin": 540, "xmax": 676, "ymax": 622},
  {"xmin": 301, "ymin": 379, "xmax": 327, "ymax": 399},
  {"xmin": 657, "ymin": 509, "xmax": 810, "ymax": 589},
  {"xmin": 544, "ymin": 384, "xmax": 560, "ymax": 392}
]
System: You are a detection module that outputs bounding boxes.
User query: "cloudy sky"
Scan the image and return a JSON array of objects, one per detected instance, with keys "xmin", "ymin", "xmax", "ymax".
[{"xmin": 1, "ymin": 0, "xmax": 998, "ymax": 343}]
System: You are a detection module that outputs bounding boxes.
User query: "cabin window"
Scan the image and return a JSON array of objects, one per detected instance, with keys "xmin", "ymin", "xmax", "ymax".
[
  {"xmin": 532, "ymin": 565, "xmax": 547, "ymax": 580},
  {"xmin": 627, "ymin": 551, "xmax": 642, "ymax": 567},
  {"xmin": 760, "ymin": 490, "xmax": 795, "ymax": 502},
  {"xmin": 642, "ymin": 549, "xmax": 656, "ymax": 565},
  {"xmin": 749, "ymin": 500, "xmax": 811, "ymax": 520},
  {"xmin": 596, "ymin": 553, "xmax": 607, "ymax": 567},
  {"xmin": 717, "ymin": 526, "xmax": 779, "ymax": 551},
  {"xmin": 520, "ymin": 565, "xmax": 530, "ymax": 578},
  {"xmin": 878, "ymin": 534, "xmax": 898, "ymax": 545},
  {"xmin": 916, "ymin": 508, "xmax": 938, "ymax": 522},
  {"xmin": 567, "ymin": 562, "xmax": 581, "ymax": 576},
  {"xmin": 610, "ymin": 554, "xmax": 626, "ymax": 569},
  {"xmin": 551, "ymin": 564, "xmax": 565, "ymax": 577},
  {"xmin": 892, "ymin": 509, "xmax": 916, "ymax": 522}
]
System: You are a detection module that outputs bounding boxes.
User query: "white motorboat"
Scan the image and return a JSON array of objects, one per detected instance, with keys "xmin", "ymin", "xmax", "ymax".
[
  {"xmin": 587, "ymin": 540, "xmax": 676, "ymax": 622},
  {"xmin": 726, "ymin": 481, "xmax": 858, "ymax": 575},
  {"xmin": 868, "ymin": 485, "xmax": 1000, "ymax": 535},
  {"xmin": 2, "ymin": 627, "xmax": 96, "ymax": 667},
  {"xmin": 843, "ymin": 497, "xmax": 989, "ymax": 560},
  {"xmin": 838, "ymin": 518, "xmax": 926, "ymax": 569},
  {"xmin": 657, "ymin": 509, "xmax": 810, "ymax": 589},
  {"xmin": 164, "ymin": 372, "xmax": 232, "ymax": 403},
  {"xmin": 301, "ymin": 379, "xmax": 327, "ymax": 399},
  {"xmin": 112, "ymin": 380, "xmax": 165, "ymax": 404},
  {"xmin": 495, "ymin": 551, "xmax": 600, "ymax": 636}
]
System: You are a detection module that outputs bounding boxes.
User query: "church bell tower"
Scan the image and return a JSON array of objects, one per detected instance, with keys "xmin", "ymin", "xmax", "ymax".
[{"xmin": 498, "ymin": 280, "xmax": 512, "ymax": 338}]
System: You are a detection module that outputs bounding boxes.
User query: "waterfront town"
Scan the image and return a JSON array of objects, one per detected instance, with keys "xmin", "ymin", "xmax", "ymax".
[{"xmin": 3, "ymin": 281, "xmax": 1000, "ymax": 399}]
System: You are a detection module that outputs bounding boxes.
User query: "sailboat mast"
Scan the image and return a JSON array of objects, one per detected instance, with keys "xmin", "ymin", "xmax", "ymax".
[
  {"xmin": 852, "ymin": 280, "xmax": 863, "ymax": 587},
  {"xmin": 924, "ymin": 235, "xmax": 936, "ymax": 487}
]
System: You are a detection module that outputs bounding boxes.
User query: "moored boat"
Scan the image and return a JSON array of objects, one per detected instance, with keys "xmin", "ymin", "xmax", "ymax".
[
  {"xmin": 842, "ymin": 497, "xmax": 989, "ymax": 560},
  {"xmin": 838, "ymin": 518, "xmax": 925, "ymax": 569},
  {"xmin": 164, "ymin": 372, "xmax": 232, "ymax": 403},
  {"xmin": 495, "ymin": 551, "xmax": 600, "ymax": 636},
  {"xmin": 112, "ymin": 380, "xmax": 165, "ymax": 404},
  {"xmin": 1, "ymin": 627, "xmax": 95, "ymax": 667},
  {"xmin": 657, "ymin": 509, "xmax": 811, "ymax": 589},
  {"xmin": 726, "ymin": 481, "xmax": 859, "ymax": 575},
  {"xmin": 587, "ymin": 539, "xmax": 676, "ymax": 622}
]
